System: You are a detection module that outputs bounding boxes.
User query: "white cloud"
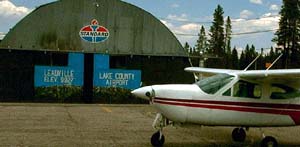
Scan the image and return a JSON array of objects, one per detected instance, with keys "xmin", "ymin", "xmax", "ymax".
[
  {"xmin": 160, "ymin": 17, "xmax": 202, "ymax": 34},
  {"xmin": 0, "ymin": 32, "xmax": 5, "ymax": 40},
  {"xmin": 0, "ymin": 0, "xmax": 32, "ymax": 35},
  {"xmin": 161, "ymin": 19, "xmax": 202, "ymax": 35},
  {"xmin": 167, "ymin": 14, "xmax": 188, "ymax": 21},
  {"xmin": 161, "ymin": 11, "xmax": 279, "ymax": 50},
  {"xmin": 262, "ymin": 13, "xmax": 272, "ymax": 18},
  {"xmin": 250, "ymin": 0, "xmax": 263, "ymax": 5},
  {"xmin": 270, "ymin": 4, "xmax": 279, "ymax": 11},
  {"xmin": 232, "ymin": 15, "xmax": 279, "ymax": 38},
  {"xmin": 160, "ymin": 17, "xmax": 202, "ymax": 46},
  {"xmin": 180, "ymin": 23, "xmax": 200, "ymax": 32},
  {"xmin": 171, "ymin": 3, "xmax": 179, "ymax": 8},
  {"xmin": 0, "ymin": 0, "xmax": 31, "ymax": 18},
  {"xmin": 231, "ymin": 13, "xmax": 280, "ymax": 50},
  {"xmin": 235, "ymin": 13, "xmax": 279, "ymax": 31},
  {"xmin": 240, "ymin": 10, "xmax": 254, "ymax": 19}
]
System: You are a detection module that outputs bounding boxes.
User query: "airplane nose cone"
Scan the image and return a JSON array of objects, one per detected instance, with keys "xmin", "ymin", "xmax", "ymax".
[{"xmin": 131, "ymin": 86, "xmax": 153, "ymax": 100}]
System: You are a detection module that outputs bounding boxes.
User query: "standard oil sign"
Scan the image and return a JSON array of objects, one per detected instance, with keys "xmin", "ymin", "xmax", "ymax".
[{"xmin": 79, "ymin": 19, "xmax": 110, "ymax": 43}]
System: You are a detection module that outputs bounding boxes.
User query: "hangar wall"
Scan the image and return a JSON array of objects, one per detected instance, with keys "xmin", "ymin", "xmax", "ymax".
[{"xmin": 0, "ymin": 49, "xmax": 192, "ymax": 102}]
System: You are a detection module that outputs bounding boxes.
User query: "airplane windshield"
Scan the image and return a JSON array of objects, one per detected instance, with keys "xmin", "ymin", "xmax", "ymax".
[{"xmin": 196, "ymin": 74, "xmax": 234, "ymax": 94}]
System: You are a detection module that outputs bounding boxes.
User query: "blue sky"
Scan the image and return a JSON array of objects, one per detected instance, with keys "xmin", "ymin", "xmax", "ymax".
[{"xmin": 0, "ymin": 0, "xmax": 282, "ymax": 53}]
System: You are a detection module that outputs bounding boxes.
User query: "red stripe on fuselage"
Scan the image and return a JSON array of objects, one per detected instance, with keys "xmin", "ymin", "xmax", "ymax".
[{"xmin": 153, "ymin": 97, "xmax": 300, "ymax": 125}]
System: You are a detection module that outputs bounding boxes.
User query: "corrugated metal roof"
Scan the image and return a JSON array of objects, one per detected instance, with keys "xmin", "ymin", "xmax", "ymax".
[{"xmin": 0, "ymin": 0, "xmax": 187, "ymax": 57}]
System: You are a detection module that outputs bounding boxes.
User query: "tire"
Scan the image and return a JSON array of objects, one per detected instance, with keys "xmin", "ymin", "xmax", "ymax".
[
  {"xmin": 151, "ymin": 131, "xmax": 165, "ymax": 147},
  {"xmin": 261, "ymin": 136, "xmax": 278, "ymax": 147},
  {"xmin": 232, "ymin": 128, "xmax": 246, "ymax": 142}
]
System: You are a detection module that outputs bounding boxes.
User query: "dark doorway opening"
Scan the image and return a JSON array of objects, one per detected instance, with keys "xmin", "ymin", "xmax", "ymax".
[{"xmin": 83, "ymin": 53, "xmax": 94, "ymax": 103}]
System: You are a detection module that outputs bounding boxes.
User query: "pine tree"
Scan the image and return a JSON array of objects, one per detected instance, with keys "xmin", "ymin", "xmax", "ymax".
[
  {"xmin": 207, "ymin": 5, "xmax": 225, "ymax": 68},
  {"xmin": 250, "ymin": 45, "xmax": 258, "ymax": 69},
  {"xmin": 273, "ymin": 0, "xmax": 300, "ymax": 68},
  {"xmin": 240, "ymin": 51, "xmax": 246, "ymax": 70},
  {"xmin": 231, "ymin": 47, "xmax": 239, "ymax": 69},
  {"xmin": 225, "ymin": 16, "xmax": 232, "ymax": 54},
  {"xmin": 241, "ymin": 44, "xmax": 258, "ymax": 70},
  {"xmin": 184, "ymin": 42, "xmax": 191, "ymax": 54},
  {"xmin": 257, "ymin": 48, "xmax": 265, "ymax": 70},
  {"xmin": 224, "ymin": 53, "xmax": 232, "ymax": 69},
  {"xmin": 192, "ymin": 47, "xmax": 197, "ymax": 56},
  {"xmin": 223, "ymin": 16, "xmax": 232, "ymax": 69},
  {"xmin": 245, "ymin": 44, "xmax": 251, "ymax": 66},
  {"xmin": 195, "ymin": 26, "xmax": 208, "ymax": 55},
  {"xmin": 250, "ymin": 45, "xmax": 258, "ymax": 58},
  {"xmin": 209, "ymin": 5, "xmax": 225, "ymax": 55},
  {"xmin": 269, "ymin": 46, "xmax": 276, "ymax": 62}
]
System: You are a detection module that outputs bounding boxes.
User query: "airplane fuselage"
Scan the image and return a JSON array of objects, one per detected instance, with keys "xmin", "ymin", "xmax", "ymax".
[
  {"xmin": 139, "ymin": 84, "xmax": 300, "ymax": 127},
  {"xmin": 132, "ymin": 68, "xmax": 300, "ymax": 146}
]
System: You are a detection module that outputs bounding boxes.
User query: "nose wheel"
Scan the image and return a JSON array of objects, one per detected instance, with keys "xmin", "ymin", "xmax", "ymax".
[
  {"xmin": 232, "ymin": 128, "xmax": 246, "ymax": 142},
  {"xmin": 151, "ymin": 113, "xmax": 170, "ymax": 146},
  {"xmin": 151, "ymin": 130, "xmax": 165, "ymax": 147},
  {"xmin": 260, "ymin": 135, "xmax": 278, "ymax": 147},
  {"xmin": 261, "ymin": 136, "xmax": 278, "ymax": 147}
]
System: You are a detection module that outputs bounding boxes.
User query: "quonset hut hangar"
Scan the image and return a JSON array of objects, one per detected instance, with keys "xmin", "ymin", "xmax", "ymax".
[{"xmin": 0, "ymin": 0, "xmax": 193, "ymax": 102}]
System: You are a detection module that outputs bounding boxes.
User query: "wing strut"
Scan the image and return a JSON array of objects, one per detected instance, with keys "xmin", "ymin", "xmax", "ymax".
[
  {"xmin": 187, "ymin": 54, "xmax": 199, "ymax": 82},
  {"xmin": 243, "ymin": 55, "xmax": 261, "ymax": 71},
  {"xmin": 266, "ymin": 54, "xmax": 283, "ymax": 70}
]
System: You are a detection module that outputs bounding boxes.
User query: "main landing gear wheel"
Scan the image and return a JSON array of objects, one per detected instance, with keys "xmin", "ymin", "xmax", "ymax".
[
  {"xmin": 151, "ymin": 131, "xmax": 165, "ymax": 147},
  {"xmin": 261, "ymin": 136, "xmax": 278, "ymax": 147},
  {"xmin": 232, "ymin": 128, "xmax": 246, "ymax": 142}
]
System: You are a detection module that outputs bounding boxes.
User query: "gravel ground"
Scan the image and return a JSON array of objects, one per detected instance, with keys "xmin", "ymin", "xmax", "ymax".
[{"xmin": 0, "ymin": 103, "xmax": 299, "ymax": 146}]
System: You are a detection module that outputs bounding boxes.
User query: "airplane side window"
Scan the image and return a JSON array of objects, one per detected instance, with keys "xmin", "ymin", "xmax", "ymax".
[
  {"xmin": 223, "ymin": 88, "xmax": 231, "ymax": 96},
  {"xmin": 233, "ymin": 81, "xmax": 261, "ymax": 99},
  {"xmin": 253, "ymin": 85, "xmax": 262, "ymax": 98},
  {"xmin": 196, "ymin": 74, "xmax": 233, "ymax": 95},
  {"xmin": 270, "ymin": 84, "xmax": 300, "ymax": 99}
]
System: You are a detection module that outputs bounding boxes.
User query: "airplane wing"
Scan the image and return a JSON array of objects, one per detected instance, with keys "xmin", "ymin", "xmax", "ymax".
[
  {"xmin": 184, "ymin": 67, "xmax": 239, "ymax": 75},
  {"xmin": 185, "ymin": 67, "xmax": 300, "ymax": 87},
  {"xmin": 184, "ymin": 67, "xmax": 240, "ymax": 80},
  {"xmin": 237, "ymin": 69, "xmax": 300, "ymax": 87},
  {"xmin": 185, "ymin": 67, "xmax": 300, "ymax": 78},
  {"xmin": 237, "ymin": 69, "xmax": 300, "ymax": 78}
]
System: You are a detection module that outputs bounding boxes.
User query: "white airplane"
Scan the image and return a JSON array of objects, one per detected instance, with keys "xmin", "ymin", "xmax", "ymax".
[{"xmin": 132, "ymin": 67, "xmax": 300, "ymax": 147}]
